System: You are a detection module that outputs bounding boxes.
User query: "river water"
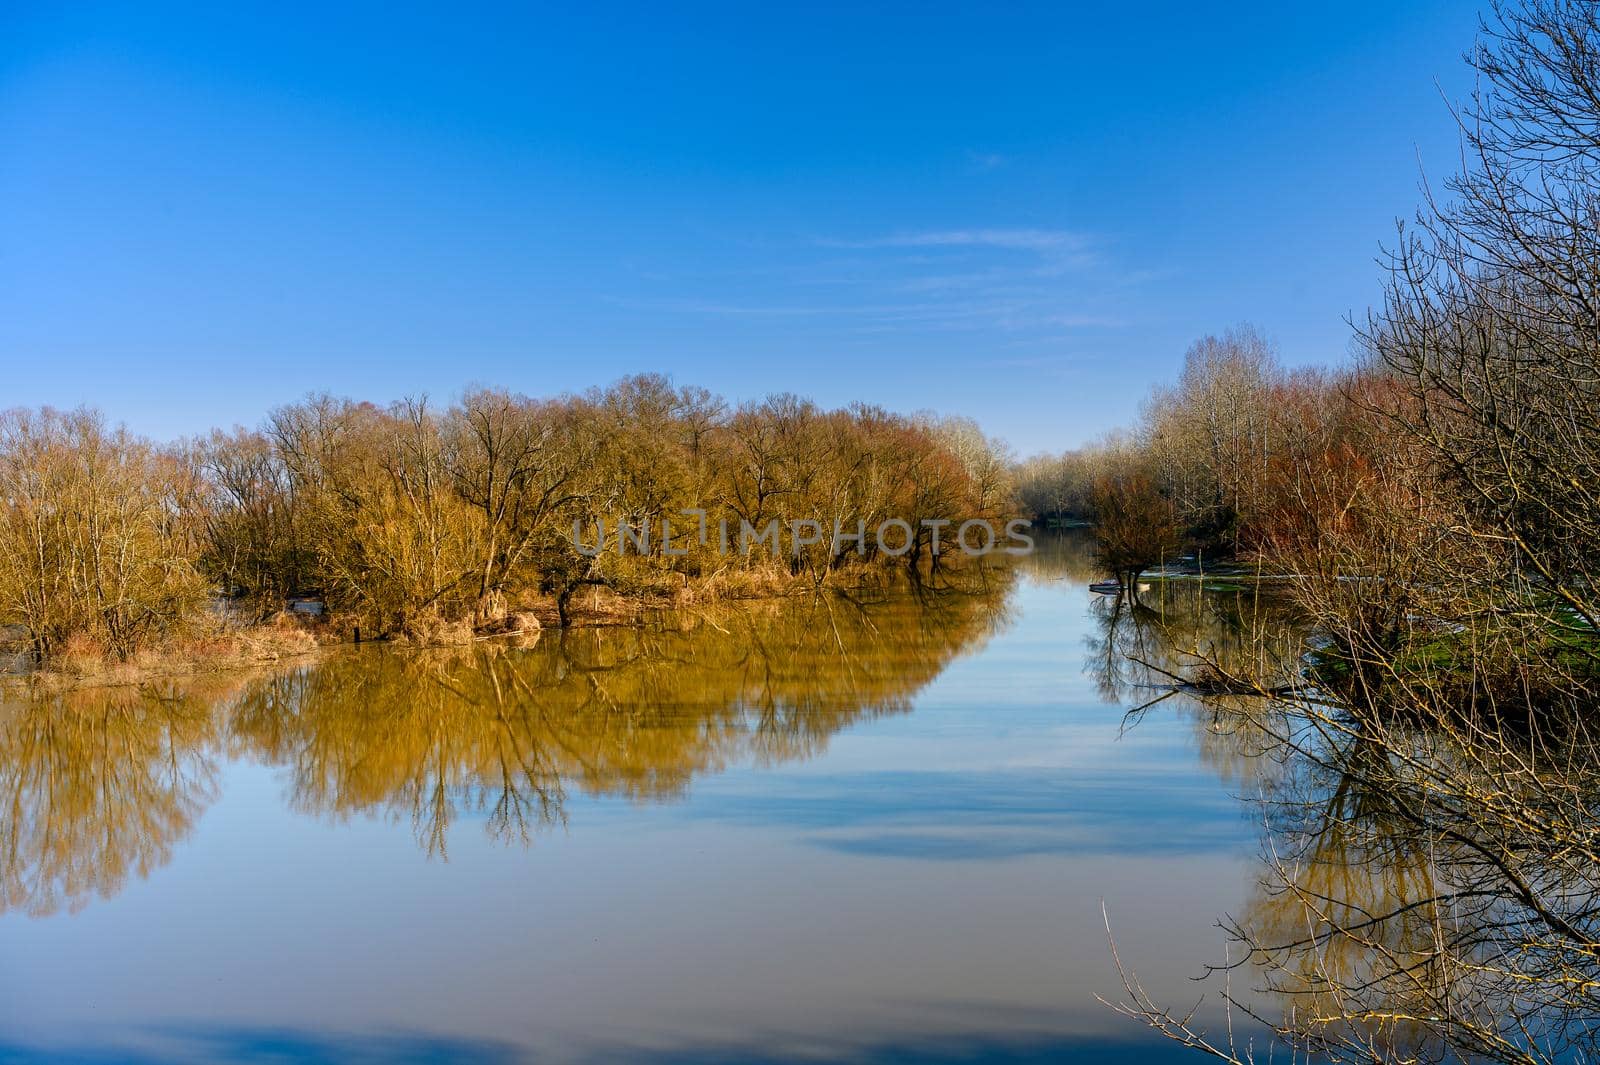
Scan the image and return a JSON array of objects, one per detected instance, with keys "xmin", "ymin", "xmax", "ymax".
[{"xmin": 0, "ymin": 535, "xmax": 1278, "ymax": 1064}]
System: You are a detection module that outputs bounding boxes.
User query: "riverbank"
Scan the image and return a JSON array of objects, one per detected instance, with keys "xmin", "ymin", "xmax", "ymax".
[
  {"xmin": 0, "ymin": 613, "xmax": 326, "ymax": 689},
  {"xmin": 0, "ymin": 560, "xmax": 915, "ymax": 689}
]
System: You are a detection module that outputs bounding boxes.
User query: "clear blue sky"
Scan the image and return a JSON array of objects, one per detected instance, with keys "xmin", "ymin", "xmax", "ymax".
[{"xmin": 1, "ymin": 1, "xmax": 1483, "ymax": 454}]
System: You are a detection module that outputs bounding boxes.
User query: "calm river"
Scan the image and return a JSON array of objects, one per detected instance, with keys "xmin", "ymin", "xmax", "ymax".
[{"xmin": 0, "ymin": 535, "xmax": 1280, "ymax": 1064}]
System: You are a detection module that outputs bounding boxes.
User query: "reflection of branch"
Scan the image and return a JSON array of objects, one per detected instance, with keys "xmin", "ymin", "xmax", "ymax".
[
  {"xmin": 1099, "ymin": 903, "xmax": 1265, "ymax": 1065},
  {"xmin": 1118, "ymin": 688, "xmax": 1179, "ymax": 734}
]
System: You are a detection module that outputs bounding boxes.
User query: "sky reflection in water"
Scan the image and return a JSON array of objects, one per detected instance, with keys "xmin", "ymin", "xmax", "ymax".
[{"xmin": 0, "ymin": 536, "xmax": 1272, "ymax": 1064}]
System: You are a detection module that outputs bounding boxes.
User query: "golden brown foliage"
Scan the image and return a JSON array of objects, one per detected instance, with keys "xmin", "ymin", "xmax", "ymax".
[{"xmin": 0, "ymin": 377, "xmax": 1017, "ymax": 663}]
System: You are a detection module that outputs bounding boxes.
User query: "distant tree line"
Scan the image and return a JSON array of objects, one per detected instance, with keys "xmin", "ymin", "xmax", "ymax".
[
  {"xmin": 1013, "ymin": 323, "xmax": 1396, "ymax": 588},
  {"xmin": 0, "ymin": 376, "xmax": 1014, "ymax": 662}
]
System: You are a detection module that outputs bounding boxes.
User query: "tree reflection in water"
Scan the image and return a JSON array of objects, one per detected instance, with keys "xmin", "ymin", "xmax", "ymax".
[
  {"xmin": 1092, "ymin": 555, "xmax": 1600, "ymax": 1064},
  {"xmin": 0, "ymin": 679, "xmax": 227, "ymax": 916},
  {"xmin": 0, "ymin": 566, "xmax": 1014, "ymax": 912}
]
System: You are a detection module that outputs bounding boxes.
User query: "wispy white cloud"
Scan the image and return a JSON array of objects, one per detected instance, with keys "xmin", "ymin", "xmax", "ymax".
[
  {"xmin": 818, "ymin": 229, "xmax": 1092, "ymax": 254},
  {"xmin": 967, "ymin": 151, "xmax": 1010, "ymax": 172},
  {"xmin": 617, "ymin": 294, "xmax": 1121, "ymax": 336},
  {"xmin": 617, "ymin": 224, "xmax": 1145, "ymax": 345},
  {"xmin": 1041, "ymin": 312, "xmax": 1125, "ymax": 329},
  {"xmin": 615, "ymin": 296, "xmax": 956, "ymax": 317}
]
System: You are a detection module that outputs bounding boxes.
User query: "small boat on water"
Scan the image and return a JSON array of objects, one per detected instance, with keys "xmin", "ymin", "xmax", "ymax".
[{"xmin": 1088, "ymin": 580, "xmax": 1122, "ymax": 595}]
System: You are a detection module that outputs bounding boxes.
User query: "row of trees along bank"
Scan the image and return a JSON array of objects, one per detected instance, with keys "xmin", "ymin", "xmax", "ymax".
[{"xmin": 0, "ymin": 376, "xmax": 1014, "ymax": 664}]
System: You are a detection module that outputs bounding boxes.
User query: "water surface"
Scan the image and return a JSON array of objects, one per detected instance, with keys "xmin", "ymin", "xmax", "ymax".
[{"xmin": 0, "ymin": 537, "xmax": 1273, "ymax": 1064}]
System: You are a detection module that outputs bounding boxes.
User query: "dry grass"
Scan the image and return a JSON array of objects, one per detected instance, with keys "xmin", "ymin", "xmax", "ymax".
[
  {"xmin": 674, "ymin": 562, "xmax": 807, "ymax": 605},
  {"xmin": 395, "ymin": 613, "xmax": 477, "ymax": 647},
  {"xmin": 2, "ymin": 611, "xmax": 324, "ymax": 689}
]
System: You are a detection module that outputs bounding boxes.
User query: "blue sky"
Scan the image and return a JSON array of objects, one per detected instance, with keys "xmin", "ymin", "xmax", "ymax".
[{"xmin": 1, "ymin": 1, "xmax": 1483, "ymax": 454}]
